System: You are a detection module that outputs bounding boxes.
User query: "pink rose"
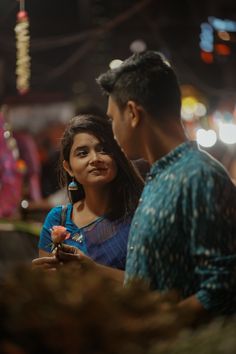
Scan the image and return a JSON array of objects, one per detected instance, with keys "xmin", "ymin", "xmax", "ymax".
[{"xmin": 51, "ymin": 225, "xmax": 70, "ymax": 244}]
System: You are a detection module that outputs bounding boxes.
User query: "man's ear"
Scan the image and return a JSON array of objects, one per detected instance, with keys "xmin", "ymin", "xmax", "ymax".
[
  {"xmin": 126, "ymin": 100, "xmax": 143, "ymax": 128},
  {"xmin": 63, "ymin": 160, "xmax": 73, "ymax": 177}
]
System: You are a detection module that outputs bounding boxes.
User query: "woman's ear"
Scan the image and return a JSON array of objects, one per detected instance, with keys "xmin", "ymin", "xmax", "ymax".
[{"xmin": 63, "ymin": 160, "xmax": 73, "ymax": 177}]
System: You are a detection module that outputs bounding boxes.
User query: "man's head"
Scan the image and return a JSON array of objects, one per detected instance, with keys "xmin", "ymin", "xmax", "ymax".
[{"xmin": 96, "ymin": 50, "xmax": 182, "ymax": 159}]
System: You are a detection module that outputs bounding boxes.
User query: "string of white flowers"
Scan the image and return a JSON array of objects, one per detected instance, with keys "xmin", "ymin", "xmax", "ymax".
[{"xmin": 15, "ymin": 0, "xmax": 31, "ymax": 94}]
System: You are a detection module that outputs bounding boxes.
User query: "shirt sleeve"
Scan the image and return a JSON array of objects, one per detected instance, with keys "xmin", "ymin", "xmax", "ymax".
[
  {"xmin": 38, "ymin": 206, "xmax": 62, "ymax": 253},
  {"xmin": 124, "ymin": 208, "xmax": 157, "ymax": 288},
  {"xmin": 185, "ymin": 168, "xmax": 236, "ymax": 314}
]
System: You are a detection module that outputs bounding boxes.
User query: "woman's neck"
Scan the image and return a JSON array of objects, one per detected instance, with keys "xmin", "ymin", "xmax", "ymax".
[{"xmin": 76, "ymin": 185, "xmax": 112, "ymax": 218}]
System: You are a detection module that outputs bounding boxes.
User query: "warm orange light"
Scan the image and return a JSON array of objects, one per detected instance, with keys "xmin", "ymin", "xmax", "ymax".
[
  {"xmin": 215, "ymin": 44, "xmax": 231, "ymax": 55},
  {"xmin": 200, "ymin": 51, "xmax": 213, "ymax": 63},
  {"xmin": 217, "ymin": 31, "xmax": 230, "ymax": 41}
]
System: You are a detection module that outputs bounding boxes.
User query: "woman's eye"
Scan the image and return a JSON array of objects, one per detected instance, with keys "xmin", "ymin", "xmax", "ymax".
[
  {"xmin": 99, "ymin": 147, "xmax": 109, "ymax": 154},
  {"xmin": 77, "ymin": 150, "xmax": 87, "ymax": 157}
]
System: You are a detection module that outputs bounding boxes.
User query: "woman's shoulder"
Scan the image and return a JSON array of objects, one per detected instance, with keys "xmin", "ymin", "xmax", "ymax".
[{"xmin": 45, "ymin": 203, "xmax": 72, "ymax": 224}]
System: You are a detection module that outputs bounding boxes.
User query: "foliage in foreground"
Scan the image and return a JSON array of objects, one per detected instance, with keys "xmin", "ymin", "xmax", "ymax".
[{"xmin": 0, "ymin": 264, "xmax": 235, "ymax": 354}]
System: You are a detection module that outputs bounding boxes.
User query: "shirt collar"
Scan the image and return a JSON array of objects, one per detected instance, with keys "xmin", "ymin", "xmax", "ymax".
[{"xmin": 147, "ymin": 140, "xmax": 197, "ymax": 177}]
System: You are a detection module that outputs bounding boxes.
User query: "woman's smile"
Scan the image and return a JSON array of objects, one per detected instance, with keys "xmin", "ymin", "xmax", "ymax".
[{"xmin": 89, "ymin": 167, "xmax": 108, "ymax": 174}]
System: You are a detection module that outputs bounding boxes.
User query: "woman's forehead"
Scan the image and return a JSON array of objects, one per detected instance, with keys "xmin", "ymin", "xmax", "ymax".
[{"xmin": 72, "ymin": 132, "xmax": 101, "ymax": 146}]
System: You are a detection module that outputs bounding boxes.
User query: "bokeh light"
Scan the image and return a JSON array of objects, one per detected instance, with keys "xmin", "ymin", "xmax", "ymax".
[
  {"xmin": 181, "ymin": 96, "xmax": 207, "ymax": 121},
  {"xmin": 196, "ymin": 129, "xmax": 217, "ymax": 147},
  {"xmin": 217, "ymin": 31, "xmax": 231, "ymax": 41},
  {"xmin": 219, "ymin": 123, "xmax": 236, "ymax": 144},
  {"xmin": 195, "ymin": 103, "xmax": 207, "ymax": 117},
  {"xmin": 130, "ymin": 39, "xmax": 147, "ymax": 53},
  {"xmin": 109, "ymin": 59, "xmax": 123, "ymax": 69}
]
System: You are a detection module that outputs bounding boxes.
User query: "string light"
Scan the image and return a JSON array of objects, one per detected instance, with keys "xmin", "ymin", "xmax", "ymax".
[{"xmin": 15, "ymin": 0, "xmax": 31, "ymax": 94}]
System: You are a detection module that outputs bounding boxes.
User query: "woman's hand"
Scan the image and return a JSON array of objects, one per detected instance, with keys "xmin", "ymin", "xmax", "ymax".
[
  {"xmin": 58, "ymin": 244, "xmax": 124, "ymax": 283},
  {"xmin": 32, "ymin": 245, "xmax": 94, "ymax": 271},
  {"xmin": 56, "ymin": 244, "xmax": 95, "ymax": 268},
  {"xmin": 32, "ymin": 255, "xmax": 60, "ymax": 271}
]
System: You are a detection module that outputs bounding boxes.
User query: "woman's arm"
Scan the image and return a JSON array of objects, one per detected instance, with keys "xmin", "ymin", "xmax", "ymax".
[
  {"xmin": 96, "ymin": 263, "xmax": 124, "ymax": 283},
  {"xmin": 57, "ymin": 244, "xmax": 124, "ymax": 284}
]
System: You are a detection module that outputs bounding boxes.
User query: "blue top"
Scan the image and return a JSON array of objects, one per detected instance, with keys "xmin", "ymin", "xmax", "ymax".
[
  {"xmin": 125, "ymin": 141, "xmax": 236, "ymax": 314},
  {"xmin": 39, "ymin": 203, "xmax": 131, "ymax": 270}
]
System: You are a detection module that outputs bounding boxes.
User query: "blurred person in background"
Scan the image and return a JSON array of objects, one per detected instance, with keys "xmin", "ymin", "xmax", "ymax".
[
  {"xmin": 0, "ymin": 111, "xmax": 23, "ymax": 218},
  {"xmin": 219, "ymin": 145, "xmax": 236, "ymax": 185},
  {"xmin": 205, "ymin": 141, "xmax": 236, "ymax": 185},
  {"xmin": 14, "ymin": 129, "xmax": 42, "ymax": 202},
  {"xmin": 37, "ymin": 121, "xmax": 66, "ymax": 198},
  {"xmin": 229, "ymin": 157, "xmax": 236, "ymax": 184}
]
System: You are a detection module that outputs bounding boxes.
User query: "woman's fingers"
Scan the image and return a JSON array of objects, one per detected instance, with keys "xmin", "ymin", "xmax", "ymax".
[
  {"xmin": 31, "ymin": 248, "xmax": 89, "ymax": 270},
  {"xmin": 57, "ymin": 250, "xmax": 95, "ymax": 269},
  {"xmin": 59, "ymin": 244, "xmax": 78, "ymax": 254},
  {"xmin": 57, "ymin": 250, "xmax": 80, "ymax": 262},
  {"xmin": 32, "ymin": 257, "xmax": 56, "ymax": 264},
  {"xmin": 32, "ymin": 256, "xmax": 59, "ymax": 270}
]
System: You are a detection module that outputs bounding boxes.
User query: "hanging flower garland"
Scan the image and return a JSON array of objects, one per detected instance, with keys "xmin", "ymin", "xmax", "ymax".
[{"xmin": 15, "ymin": 0, "xmax": 31, "ymax": 94}]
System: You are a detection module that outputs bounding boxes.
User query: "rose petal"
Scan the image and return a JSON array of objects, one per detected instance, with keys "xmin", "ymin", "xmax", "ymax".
[{"xmin": 51, "ymin": 225, "xmax": 70, "ymax": 244}]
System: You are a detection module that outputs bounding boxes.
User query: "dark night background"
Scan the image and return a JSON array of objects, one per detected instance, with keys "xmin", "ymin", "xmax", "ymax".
[{"xmin": 0, "ymin": 0, "xmax": 236, "ymax": 109}]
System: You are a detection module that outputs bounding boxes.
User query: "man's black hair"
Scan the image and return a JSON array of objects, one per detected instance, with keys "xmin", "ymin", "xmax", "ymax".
[{"xmin": 96, "ymin": 51, "xmax": 181, "ymax": 121}]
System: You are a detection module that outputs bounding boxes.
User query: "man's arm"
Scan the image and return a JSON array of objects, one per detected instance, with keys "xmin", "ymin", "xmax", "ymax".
[{"xmin": 186, "ymin": 168, "xmax": 236, "ymax": 316}]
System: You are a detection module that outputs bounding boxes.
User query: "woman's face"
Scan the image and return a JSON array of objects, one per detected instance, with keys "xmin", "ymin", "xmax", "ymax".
[{"xmin": 63, "ymin": 132, "xmax": 117, "ymax": 188}]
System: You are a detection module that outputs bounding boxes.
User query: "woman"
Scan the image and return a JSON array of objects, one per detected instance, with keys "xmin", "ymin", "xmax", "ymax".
[{"xmin": 32, "ymin": 114, "xmax": 143, "ymax": 281}]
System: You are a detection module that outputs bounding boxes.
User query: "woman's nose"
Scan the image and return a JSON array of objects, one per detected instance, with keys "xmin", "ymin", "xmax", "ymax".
[{"xmin": 90, "ymin": 151, "xmax": 102, "ymax": 163}]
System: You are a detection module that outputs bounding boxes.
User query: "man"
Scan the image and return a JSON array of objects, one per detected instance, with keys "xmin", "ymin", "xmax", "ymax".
[{"xmin": 96, "ymin": 50, "xmax": 236, "ymax": 318}]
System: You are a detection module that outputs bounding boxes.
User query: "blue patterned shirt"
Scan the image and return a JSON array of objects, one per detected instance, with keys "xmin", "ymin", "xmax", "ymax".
[{"xmin": 125, "ymin": 141, "xmax": 236, "ymax": 314}]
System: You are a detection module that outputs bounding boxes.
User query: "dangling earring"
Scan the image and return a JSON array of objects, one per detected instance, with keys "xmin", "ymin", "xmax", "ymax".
[{"xmin": 68, "ymin": 178, "xmax": 78, "ymax": 191}]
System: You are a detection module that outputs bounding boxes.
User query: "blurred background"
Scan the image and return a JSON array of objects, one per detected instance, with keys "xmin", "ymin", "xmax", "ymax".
[{"xmin": 0, "ymin": 0, "xmax": 236, "ymax": 225}]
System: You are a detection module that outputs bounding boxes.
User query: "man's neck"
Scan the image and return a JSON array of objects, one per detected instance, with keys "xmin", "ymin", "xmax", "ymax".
[{"xmin": 141, "ymin": 118, "xmax": 187, "ymax": 165}]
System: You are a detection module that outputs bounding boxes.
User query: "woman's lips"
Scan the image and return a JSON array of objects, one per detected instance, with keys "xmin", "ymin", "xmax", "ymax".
[{"xmin": 89, "ymin": 167, "xmax": 107, "ymax": 173}]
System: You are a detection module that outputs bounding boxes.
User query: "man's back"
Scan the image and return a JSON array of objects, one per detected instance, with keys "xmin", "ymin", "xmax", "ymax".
[{"xmin": 125, "ymin": 141, "xmax": 236, "ymax": 315}]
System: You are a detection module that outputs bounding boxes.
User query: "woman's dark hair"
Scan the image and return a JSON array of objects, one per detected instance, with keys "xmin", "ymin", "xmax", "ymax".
[{"xmin": 59, "ymin": 114, "xmax": 144, "ymax": 220}]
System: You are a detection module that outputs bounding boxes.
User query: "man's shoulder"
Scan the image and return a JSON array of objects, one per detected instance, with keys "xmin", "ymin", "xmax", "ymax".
[
  {"xmin": 176, "ymin": 149, "xmax": 236, "ymax": 202},
  {"xmin": 176, "ymin": 146, "xmax": 228, "ymax": 179}
]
